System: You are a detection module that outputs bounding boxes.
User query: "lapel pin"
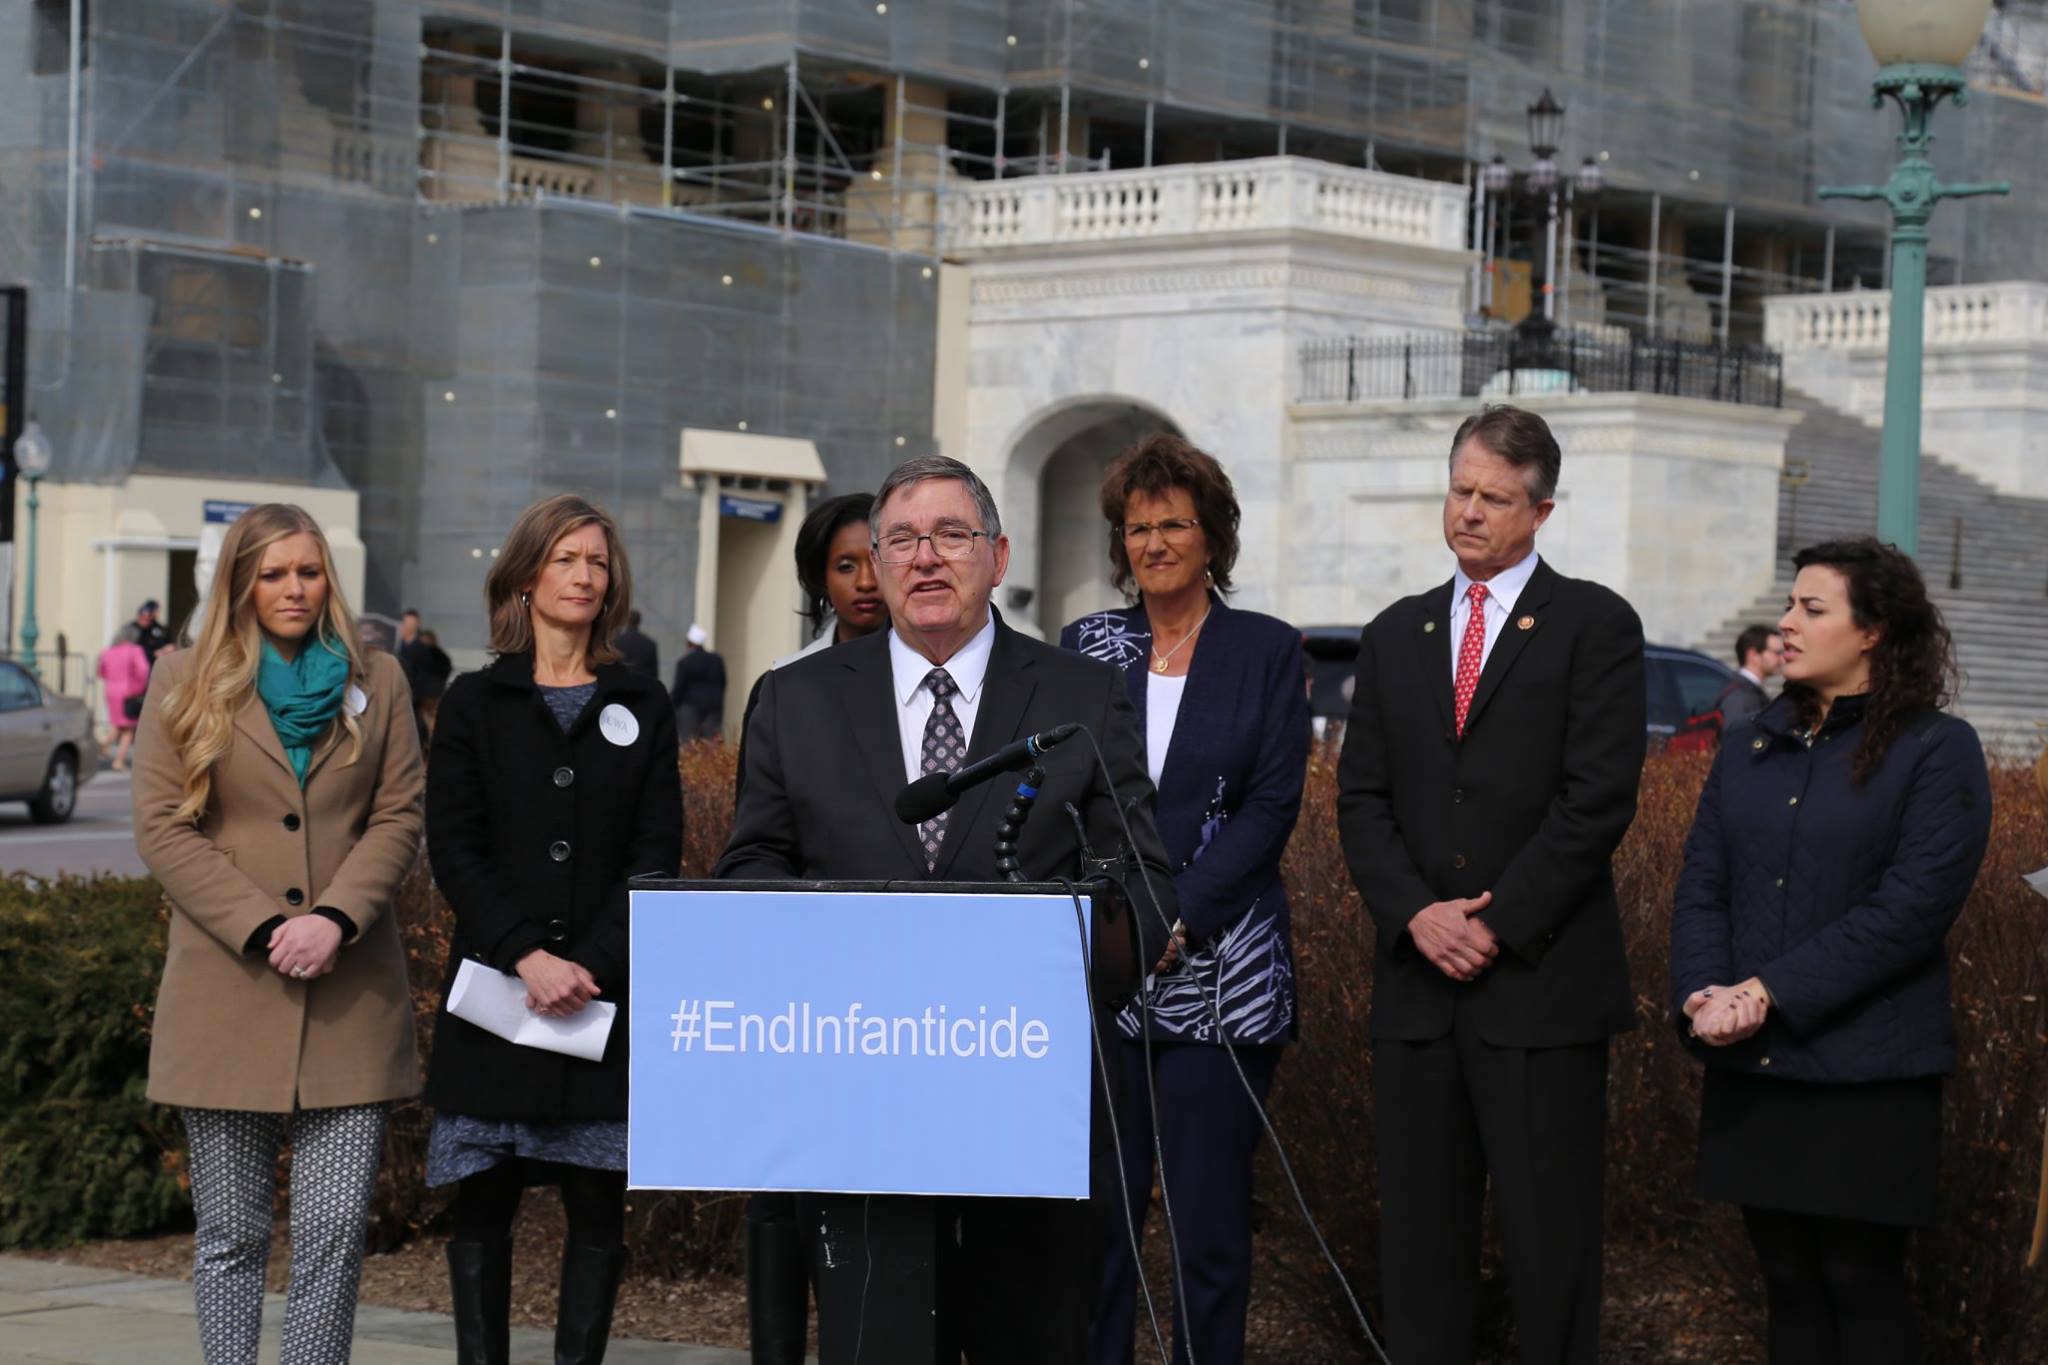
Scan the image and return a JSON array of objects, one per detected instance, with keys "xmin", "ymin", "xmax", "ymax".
[
  {"xmin": 1516, "ymin": 614, "xmax": 1536, "ymax": 631},
  {"xmin": 1423, "ymin": 621, "xmax": 1437, "ymax": 633}
]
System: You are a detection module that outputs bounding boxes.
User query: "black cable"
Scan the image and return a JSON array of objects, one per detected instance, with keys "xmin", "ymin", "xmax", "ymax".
[
  {"xmin": 1056, "ymin": 875, "xmax": 1171, "ymax": 1365},
  {"xmin": 1074, "ymin": 726, "xmax": 1394, "ymax": 1365},
  {"xmin": 1136, "ymin": 932, "xmax": 1197, "ymax": 1365}
]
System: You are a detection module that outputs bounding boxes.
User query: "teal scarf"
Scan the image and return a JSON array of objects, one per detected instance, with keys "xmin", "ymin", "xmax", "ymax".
[{"xmin": 256, "ymin": 638, "xmax": 351, "ymax": 785}]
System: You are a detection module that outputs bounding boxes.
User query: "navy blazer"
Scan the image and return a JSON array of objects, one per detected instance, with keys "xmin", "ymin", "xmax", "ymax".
[
  {"xmin": 1061, "ymin": 596, "xmax": 1310, "ymax": 1045},
  {"xmin": 1669, "ymin": 695, "xmax": 1991, "ymax": 1084}
]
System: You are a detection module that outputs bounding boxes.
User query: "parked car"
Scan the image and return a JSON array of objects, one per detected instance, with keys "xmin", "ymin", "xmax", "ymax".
[
  {"xmin": 1298, "ymin": 628, "xmax": 1743, "ymax": 745},
  {"xmin": 0, "ymin": 659, "xmax": 98, "ymax": 823}
]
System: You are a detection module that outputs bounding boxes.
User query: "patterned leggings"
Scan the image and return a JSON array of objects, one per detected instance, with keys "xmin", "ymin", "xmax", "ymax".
[{"xmin": 182, "ymin": 1104, "xmax": 389, "ymax": 1365}]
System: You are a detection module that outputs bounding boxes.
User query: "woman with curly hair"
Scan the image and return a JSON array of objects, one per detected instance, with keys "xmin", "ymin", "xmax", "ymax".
[{"xmin": 1669, "ymin": 536, "xmax": 1991, "ymax": 1364}]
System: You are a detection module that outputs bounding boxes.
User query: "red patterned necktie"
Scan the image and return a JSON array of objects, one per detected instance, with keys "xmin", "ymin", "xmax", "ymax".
[{"xmin": 1453, "ymin": 582, "xmax": 1489, "ymax": 736}]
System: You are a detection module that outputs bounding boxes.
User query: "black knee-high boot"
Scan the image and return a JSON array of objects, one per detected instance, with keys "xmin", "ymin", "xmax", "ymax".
[
  {"xmin": 446, "ymin": 1240, "xmax": 513, "ymax": 1365},
  {"xmin": 747, "ymin": 1213, "xmax": 811, "ymax": 1365},
  {"xmin": 554, "ymin": 1243, "xmax": 627, "ymax": 1365}
]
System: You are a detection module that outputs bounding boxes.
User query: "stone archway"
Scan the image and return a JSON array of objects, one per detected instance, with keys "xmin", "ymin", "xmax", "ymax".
[{"xmin": 991, "ymin": 396, "xmax": 1181, "ymax": 638}]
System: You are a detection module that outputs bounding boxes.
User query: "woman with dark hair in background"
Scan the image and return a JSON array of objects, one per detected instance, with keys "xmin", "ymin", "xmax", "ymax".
[
  {"xmin": 1061, "ymin": 433, "xmax": 1310, "ymax": 1365},
  {"xmin": 424, "ymin": 494, "xmax": 682, "ymax": 1365},
  {"xmin": 736, "ymin": 489, "xmax": 884, "ymax": 1365},
  {"xmin": 1671, "ymin": 536, "xmax": 1991, "ymax": 1364}
]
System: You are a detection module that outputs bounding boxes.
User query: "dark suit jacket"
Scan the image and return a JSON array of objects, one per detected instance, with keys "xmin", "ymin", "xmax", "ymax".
[
  {"xmin": 615, "ymin": 628, "xmax": 659, "ymax": 680},
  {"xmin": 1337, "ymin": 558, "xmax": 1646, "ymax": 1048},
  {"xmin": 717, "ymin": 616, "xmax": 1176, "ymax": 961},
  {"xmin": 1718, "ymin": 673, "xmax": 1768, "ymax": 727},
  {"xmin": 671, "ymin": 647, "xmax": 725, "ymax": 715},
  {"xmin": 1061, "ymin": 597, "xmax": 1310, "ymax": 1044}
]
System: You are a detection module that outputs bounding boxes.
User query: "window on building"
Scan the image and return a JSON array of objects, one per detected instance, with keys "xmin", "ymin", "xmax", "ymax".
[{"xmin": 32, "ymin": 0, "xmax": 89, "ymax": 77}]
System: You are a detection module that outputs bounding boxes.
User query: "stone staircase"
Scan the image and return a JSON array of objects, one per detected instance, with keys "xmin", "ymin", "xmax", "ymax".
[{"xmin": 1698, "ymin": 388, "xmax": 2048, "ymax": 755}]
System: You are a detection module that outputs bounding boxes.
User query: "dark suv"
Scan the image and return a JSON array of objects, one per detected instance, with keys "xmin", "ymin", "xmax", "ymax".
[{"xmin": 1299, "ymin": 628, "xmax": 1742, "ymax": 742}]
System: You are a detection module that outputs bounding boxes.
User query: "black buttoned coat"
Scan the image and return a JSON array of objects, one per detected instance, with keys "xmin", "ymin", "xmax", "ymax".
[{"xmin": 423, "ymin": 653, "xmax": 683, "ymax": 1120}]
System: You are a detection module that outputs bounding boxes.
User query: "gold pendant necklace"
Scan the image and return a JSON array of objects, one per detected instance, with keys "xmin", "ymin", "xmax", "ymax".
[{"xmin": 1150, "ymin": 604, "xmax": 1212, "ymax": 674}]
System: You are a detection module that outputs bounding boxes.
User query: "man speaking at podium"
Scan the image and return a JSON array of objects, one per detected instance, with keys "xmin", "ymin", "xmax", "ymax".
[{"xmin": 718, "ymin": 454, "xmax": 1175, "ymax": 1364}]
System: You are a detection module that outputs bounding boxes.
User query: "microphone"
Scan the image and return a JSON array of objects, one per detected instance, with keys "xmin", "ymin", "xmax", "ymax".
[{"xmin": 894, "ymin": 723, "xmax": 1082, "ymax": 825}]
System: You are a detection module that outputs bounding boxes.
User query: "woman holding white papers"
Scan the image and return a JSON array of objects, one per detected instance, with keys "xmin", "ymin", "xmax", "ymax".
[
  {"xmin": 132, "ymin": 504, "xmax": 425, "ymax": 1365},
  {"xmin": 423, "ymin": 494, "xmax": 682, "ymax": 1365}
]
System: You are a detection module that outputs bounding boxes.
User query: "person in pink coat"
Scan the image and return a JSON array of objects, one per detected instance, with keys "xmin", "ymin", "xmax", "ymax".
[{"xmin": 97, "ymin": 625, "xmax": 152, "ymax": 771}]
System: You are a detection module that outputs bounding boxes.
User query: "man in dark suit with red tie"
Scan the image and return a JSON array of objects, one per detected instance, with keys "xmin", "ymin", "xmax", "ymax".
[{"xmin": 1337, "ymin": 404, "xmax": 1646, "ymax": 1364}]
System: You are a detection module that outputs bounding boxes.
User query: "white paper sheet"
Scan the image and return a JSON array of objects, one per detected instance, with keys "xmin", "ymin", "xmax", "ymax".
[
  {"xmin": 2026, "ymin": 865, "xmax": 2048, "ymax": 902},
  {"xmin": 446, "ymin": 957, "xmax": 616, "ymax": 1062}
]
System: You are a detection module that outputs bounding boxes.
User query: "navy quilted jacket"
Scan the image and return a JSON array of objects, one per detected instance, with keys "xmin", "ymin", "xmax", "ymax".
[{"xmin": 1668, "ymin": 694, "xmax": 1990, "ymax": 1084}]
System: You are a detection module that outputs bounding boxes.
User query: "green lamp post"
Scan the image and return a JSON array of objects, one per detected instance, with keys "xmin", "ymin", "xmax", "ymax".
[
  {"xmin": 1819, "ymin": 0, "xmax": 2007, "ymax": 557},
  {"xmin": 13, "ymin": 418, "xmax": 51, "ymax": 677}
]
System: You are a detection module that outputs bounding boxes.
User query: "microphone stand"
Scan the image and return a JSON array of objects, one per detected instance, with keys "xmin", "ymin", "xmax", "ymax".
[{"xmin": 992, "ymin": 765, "xmax": 1044, "ymax": 884}]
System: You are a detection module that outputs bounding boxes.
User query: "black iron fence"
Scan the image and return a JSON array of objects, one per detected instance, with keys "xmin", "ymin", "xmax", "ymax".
[{"xmin": 1297, "ymin": 327, "xmax": 1785, "ymax": 408}]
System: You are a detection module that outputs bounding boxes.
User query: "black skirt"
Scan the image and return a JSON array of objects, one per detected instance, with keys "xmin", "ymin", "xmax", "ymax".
[{"xmin": 1697, "ymin": 1066, "xmax": 1943, "ymax": 1227}]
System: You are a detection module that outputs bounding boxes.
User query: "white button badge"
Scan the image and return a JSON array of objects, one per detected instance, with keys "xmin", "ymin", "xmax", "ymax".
[{"xmin": 599, "ymin": 703, "xmax": 640, "ymax": 747}]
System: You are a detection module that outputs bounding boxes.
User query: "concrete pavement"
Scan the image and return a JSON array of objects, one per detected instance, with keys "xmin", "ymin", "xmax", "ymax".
[
  {"xmin": 0, "ymin": 768, "xmax": 148, "ymax": 880},
  {"xmin": 0, "ymin": 1257, "xmax": 747, "ymax": 1364}
]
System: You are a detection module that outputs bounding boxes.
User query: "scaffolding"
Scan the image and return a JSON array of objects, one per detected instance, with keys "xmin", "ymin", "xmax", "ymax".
[{"xmin": 4, "ymin": 0, "xmax": 2046, "ymax": 633}]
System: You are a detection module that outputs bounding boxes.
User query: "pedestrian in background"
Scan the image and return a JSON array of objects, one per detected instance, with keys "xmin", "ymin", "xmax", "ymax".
[
  {"xmin": 1063, "ymin": 434, "xmax": 1310, "ymax": 1365},
  {"xmin": 134, "ymin": 598, "xmax": 172, "ymax": 665},
  {"xmin": 424, "ymin": 493, "xmax": 681, "ymax": 1365},
  {"xmin": 1672, "ymin": 537, "xmax": 1990, "ymax": 1364},
  {"xmin": 1720, "ymin": 623, "xmax": 1785, "ymax": 727},
  {"xmin": 614, "ymin": 609, "xmax": 660, "ymax": 679},
  {"xmin": 670, "ymin": 623, "xmax": 726, "ymax": 739},
  {"xmin": 132, "ymin": 503, "xmax": 425, "ymax": 1365},
  {"xmin": 97, "ymin": 624, "xmax": 151, "ymax": 770}
]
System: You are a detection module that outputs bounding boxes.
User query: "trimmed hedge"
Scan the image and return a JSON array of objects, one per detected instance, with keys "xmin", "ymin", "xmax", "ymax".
[
  {"xmin": 0, "ymin": 875, "xmax": 187, "ymax": 1248},
  {"xmin": 1261, "ymin": 748, "xmax": 2048, "ymax": 1363},
  {"xmin": 14, "ymin": 739, "xmax": 2048, "ymax": 1364}
]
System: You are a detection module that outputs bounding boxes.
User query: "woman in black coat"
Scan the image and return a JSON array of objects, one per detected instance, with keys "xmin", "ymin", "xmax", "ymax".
[
  {"xmin": 1670, "ymin": 537, "xmax": 1990, "ymax": 1365},
  {"xmin": 425, "ymin": 494, "xmax": 683, "ymax": 1365}
]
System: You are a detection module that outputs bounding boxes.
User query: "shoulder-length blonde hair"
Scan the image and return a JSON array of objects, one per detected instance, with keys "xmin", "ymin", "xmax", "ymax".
[
  {"xmin": 485, "ymin": 494, "xmax": 632, "ymax": 663},
  {"xmin": 161, "ymin": 504, "xmax": 365, "ymax": 823}
]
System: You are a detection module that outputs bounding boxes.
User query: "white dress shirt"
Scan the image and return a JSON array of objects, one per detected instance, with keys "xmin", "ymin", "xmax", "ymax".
[
  {"xmin": 1449, "ymin": 549, "xmax": 1542, "ymax": 675},
  {"xmin": 1738, "ymin": 666, "xmax": 1763, "ymax": 688},
  {"xmin": 888, "ymin": 613, "xmax": 997, "ymax": 784}
]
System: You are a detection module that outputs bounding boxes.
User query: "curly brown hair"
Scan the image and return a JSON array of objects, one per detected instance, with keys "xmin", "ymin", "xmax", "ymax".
[
  {"xmin": 1099, "ymin": 432, "xmax": 1242, "ymax": 599},
  {"xmin": 1783, "ymin": 536, "xmax": 1960, "ymax": 783}
]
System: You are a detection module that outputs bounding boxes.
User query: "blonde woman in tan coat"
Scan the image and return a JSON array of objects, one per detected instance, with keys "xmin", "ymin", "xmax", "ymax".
[{"xmin": 133, "ymin": 504, "xmax": 424, "ymax": 1365}]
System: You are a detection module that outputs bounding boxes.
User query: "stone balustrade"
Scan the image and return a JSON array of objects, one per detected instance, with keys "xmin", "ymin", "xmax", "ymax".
[
  {"xmin": 940, "ymin": 156, "xmax": 1469, "ymax": 254},
  {"xmin": 1764, "ymin": 281, "xmax": 2048, "ymax": 350},
  {"xmin": 1764, "ymin": 281, "xmax": 2048, "ymax": 499}
]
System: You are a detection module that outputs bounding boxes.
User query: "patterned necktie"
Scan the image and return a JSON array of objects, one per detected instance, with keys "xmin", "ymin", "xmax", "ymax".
[
  {"xmin": 1453, "ymin": 582, "xmax": 1489, "ymax": 736},
  {"xmin": 918, "ymin": 668, "xmax": 965, "ymax": 871}
]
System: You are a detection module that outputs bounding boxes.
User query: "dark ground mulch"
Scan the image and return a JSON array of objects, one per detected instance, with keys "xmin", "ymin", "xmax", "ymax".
[{"xmin": 29, "ymin": 1193, "xmax": 1761, "ymax": 1362}]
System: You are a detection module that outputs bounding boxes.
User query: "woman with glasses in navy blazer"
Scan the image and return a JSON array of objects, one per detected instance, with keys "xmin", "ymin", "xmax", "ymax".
[{"xmin": 1061, "ymin": 432, "xmax": 1311, "ymax": 1365}]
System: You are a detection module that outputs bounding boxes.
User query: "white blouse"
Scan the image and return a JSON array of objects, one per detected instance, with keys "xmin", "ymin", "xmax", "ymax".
[{"xmin": 1145, "ymin": 672, "xmax": 1188, "ymax": 787}]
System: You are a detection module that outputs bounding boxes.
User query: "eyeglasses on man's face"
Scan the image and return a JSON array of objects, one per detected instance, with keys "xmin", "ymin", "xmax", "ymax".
[
  {"xmin": 873, "ymin": 527, "xmax": 989, "ymax": 564},
  {"xmin": 1119, "ymin": 518, "xmax": 1200, "ymax": 545}
]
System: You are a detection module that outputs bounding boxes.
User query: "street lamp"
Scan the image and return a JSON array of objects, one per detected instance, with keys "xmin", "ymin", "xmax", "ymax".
[
  {"xmin": 1524, "ymin": 89, "xmax": 1564, "ymax": 328},
  {"xmin": 12, "ymin": 419, "xmax": 51, "ymax": 676},
  {"xmin": 1819, "ymin": 0, "xmax": 2007, "ymax": 556}
]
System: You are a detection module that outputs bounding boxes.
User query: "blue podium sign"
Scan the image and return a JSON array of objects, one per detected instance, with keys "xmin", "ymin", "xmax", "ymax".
[{"xmin": 628, "ymin": 887, "xmax": 1093, "ymax": 1199}]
